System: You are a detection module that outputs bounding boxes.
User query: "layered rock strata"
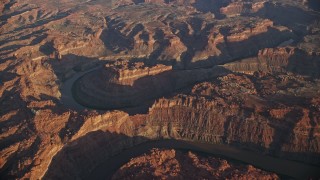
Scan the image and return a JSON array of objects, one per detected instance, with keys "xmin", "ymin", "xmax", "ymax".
[
  {"xmin": 0, "ymin": 0, "xmax": 320, "ymax": 179},
  {"xmin": 220, "ymin": 1, "xmax": 266, "ymax": 17},
  {"xmin": 104, "ymin": 60, "xmax": 172, "ymax": 85},
  {"xmin": 44, "ymin": 72, "xmax": 320, "ymax": 179},
  {"xmin": 223, "ymin": 47, "xmax": 320, "ymax": 77}
]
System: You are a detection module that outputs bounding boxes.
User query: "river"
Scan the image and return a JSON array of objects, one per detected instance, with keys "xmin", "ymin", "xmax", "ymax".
[
  {"xmin": 87, "ymin": 139, "xmax": 320, "ymax": 180},
  {"xmin": 60, "ymin": 66, "xmax": 320, "ymax": 180},
  {"xmin": 60, "ymin": 65, "xmax": 102, "ymax": 111}
]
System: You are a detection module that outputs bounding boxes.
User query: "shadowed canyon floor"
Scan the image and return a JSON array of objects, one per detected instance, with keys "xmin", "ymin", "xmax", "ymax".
[{"xmin": 1, "ymin": 0, "xmax": 320, "ymax": 179}]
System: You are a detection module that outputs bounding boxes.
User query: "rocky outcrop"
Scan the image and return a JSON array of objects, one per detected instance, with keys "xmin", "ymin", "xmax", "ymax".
[
  {"xmin": 220, "ymin": 2, "xmax": 252, "ymax": 17},
  {"xmin": 139, "ymin": 72, "xmax": 320, "ymax": 165},
  {"xmin": 113, "ymin": 148, "xmax": 279, "ymax": 179},
  {"xmin": 190, "ymin": 19, "xmax": 294, "ymax": 67},
  {"xmin": 220, "ymin": 1, "xmax": 266, "ymax": 17},
  {"xmin": 222, "ymin": 47, "xmax": 320, "ymax": 77},
  {"xmin": 1, "ymin": 0, "xmax": 320, "ymax": 179},
  {"xmin": 104, "ymin": 60, "xmax": 172, "ymax": 85},
  {"xmin": 42, "ymin": 73, "xmax": 320, "ymax": 179}
]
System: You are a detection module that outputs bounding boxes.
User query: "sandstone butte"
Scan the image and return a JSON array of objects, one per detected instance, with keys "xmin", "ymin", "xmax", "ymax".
[{"xmin": 0, "ymin": 0, "xmax": 320, "ymax": 179}]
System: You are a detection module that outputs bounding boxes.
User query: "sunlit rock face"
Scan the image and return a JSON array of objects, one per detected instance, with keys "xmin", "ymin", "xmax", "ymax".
[{"xmin": 0, "ymin": 0, "xmax": 320, "ymax": 179}]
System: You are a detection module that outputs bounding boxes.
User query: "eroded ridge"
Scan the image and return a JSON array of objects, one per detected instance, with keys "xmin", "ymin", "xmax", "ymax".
[{"xmin": 0, "ymin": 0, "xmax": 320, "ymax": 179}]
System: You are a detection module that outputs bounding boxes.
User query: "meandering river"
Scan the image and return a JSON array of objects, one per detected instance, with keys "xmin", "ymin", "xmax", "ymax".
[
  {"xmin": 60, "ymin": 67, "xmax": 320, "ymax": 180},
  {"xmin": 87, "ymin": 139, "xmax": 320, "ymax": 180}
]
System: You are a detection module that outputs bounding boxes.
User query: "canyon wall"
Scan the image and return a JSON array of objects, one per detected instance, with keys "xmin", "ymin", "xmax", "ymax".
[
  {"xmin": 223, "ymin": 47, "xmax": 320, "ymax": 77},
  {"xmin": 104, "ymin": 61, "xmax": 172, "ymax": 85},
  {"xmin": 0, "ymin": 0, "xmax": 319, "ymax": 179},
  {"xmin": 43, "ymin": 72, "xmax": 320, "ymax": 179}
]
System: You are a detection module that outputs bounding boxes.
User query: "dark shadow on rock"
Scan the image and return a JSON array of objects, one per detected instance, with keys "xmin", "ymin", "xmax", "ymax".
[
  {"xmin": 100, "ymin": 17, "xmax": 134, "ymax": 53},
  {"xmin": 308, "ymin": 0, "xmax": 320, "ymax": 11},
  {"xmin": 0, "ymin": 87, "xmax": 31, "ymax": 118},
  {"xmin": 0, "ymin": 7, "xmax": 37, "ymax": 27},
  {"xmin": 268, "ymin": 109, "xmax": 304, "ymax": 155},
  {"xmin": 44, "ymin": 131, "xmax": 151, "ymax": 180},
  {"xmin": 0, "ymin": 28, "xmax": 48, "ymax": 58},
  {"xmin": 174, "ymin": 24, "xmax": 294, "ymax": 69},
  {"xmin": 39, "ymin": 41, "xmax": 55, "ymax": 56},
  {"xmin": 72, "ymin": 65, "xmax": 232, "ymax": 115},
  {"xmin": 0, "ymin": 44, "xmax": 23, "ymax": 52},
  {"xmin": 192, "ymin": 0, "xmax": 228, "ymax": 19},
  {"xmin": 287, "ymin": 49, "xmax": 320, "ymax": 78},
  {"xmin": 2, "ymin": 0, "xmax": 16, "ymax": 13},
  {"xmin": 148, "ymin": 29, "xmax": 169, "ymax": 65},
  {"xmin": 132, "ymin": 0, "xmax": 144, "ymax": 4},
  {"xmin": 59, "ymin": 113, "xmax": 86, "ymax": 143},
  {"xmin": 0, "ymin": 136, "xmax": 41, "ymax": 179},
  {"xmin": 0, "ymin": 89, "xmax": 38, "ymax": 179},
  {"xmin": 207, "ymin": 27, "xmax": 294, "ymax": 67},
  {"xmin": 168, "ymin": 19, "xmax": 213, "ymax": 69},
  {"xmin": 10, "ymin": 11, "xmax": 70, "ymax": 35},
  {"xmin": 0, "ymin": 71, "xmax": 18, "ymax": 85},
  {"xmin": 44, "ymin": 130, "xmax": 320, "ymax": 180},
  {"xmin": 0, "ymin": 28, "xmax": 46, "ymax": 48},
  {"xmin": 45, "ymin": 54, "xmax": 105, "ymax": 112},
  {"xmin": 255, "ymin": 2, "xmax": 319, "ymax": 36},
  {"xmin": 47, "ymin": 54, "xmax": 104, "ymax": 81}
]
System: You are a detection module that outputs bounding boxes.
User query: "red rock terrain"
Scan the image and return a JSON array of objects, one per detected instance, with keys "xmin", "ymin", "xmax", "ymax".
[
  {"xmin": 112, "ymin": 148, "xmax": 279, "ymax": 179},
  {"xmin": 0, "ymin": 0, "xmax": 320, "ymax": 179}
]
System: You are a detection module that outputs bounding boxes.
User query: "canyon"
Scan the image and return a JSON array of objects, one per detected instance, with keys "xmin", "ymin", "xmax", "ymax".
[{"xmin": 0, "ymin": 0, "xmax": 320, "ymax": 179}]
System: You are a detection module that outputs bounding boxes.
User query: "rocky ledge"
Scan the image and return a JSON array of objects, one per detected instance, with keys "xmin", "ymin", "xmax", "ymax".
[
  {"xmin": 104, "ymin": 60, "xmax": 172, "ymax": 86},
  {"xmin": 1, "ymin": 0, "xmax": 320, "ymax": 179}
]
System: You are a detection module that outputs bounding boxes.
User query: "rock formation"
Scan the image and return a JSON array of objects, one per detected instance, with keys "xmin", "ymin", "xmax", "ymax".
[
  {"xmin": 104, "ymin": 60, "xmax": 173, "ymax": 85},
  {"xmin": 73, "ymin": 61, "xmax": 229, "ymax": 109},
  {"xmin": 0, "ymin": 0, "xmax": 320, "ymax": 179},
  {"xmin": 220, "ymin": 1, "xmax": 265, "ymax": 17},
  {"xmin": 222, "ymin": 47, "xmax": 320, "ymax": 77},
  {"xmin": 112, "ymin": 148, "xmax": 279, "ymax": 179},
  {"xmin": 43, "ymin": 72, "xmax": 320, "ymax": 179}
]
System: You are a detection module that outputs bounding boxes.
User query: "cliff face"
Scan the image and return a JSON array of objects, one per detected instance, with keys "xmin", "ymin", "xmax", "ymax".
[
  {"xmin": 104, "ymin": 60, "xmax": 173, "ymax": 85},
  {"xmin": 222, "ymin": 47, "xmax": 320, "ymax": 77},
  {"xmin": 220, "ymin": 1, "xmax": 258, "ymax": 17},
  {"xmin": 145, "ymin": 73, "xmax": 320, "ymax": 160},
  {"xmin": 1, "ymin": 0, "xmax": 320, "ymax": 179},
  {"xmin": 2, "ymin": 60, "xmax": 320, "ymax": 178},
  {"xmin": 42, "ymin": 72, "xmax": 320, "ymax": 179},
  {"xmin": 189, "ymin": 19, "xmax": 294, "ymax": 68}
]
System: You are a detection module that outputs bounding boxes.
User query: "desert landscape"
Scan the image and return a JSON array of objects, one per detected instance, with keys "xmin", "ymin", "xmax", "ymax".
[{"xmin": 0, "ymin": 0, "xmax": 320, "ymax": 179}]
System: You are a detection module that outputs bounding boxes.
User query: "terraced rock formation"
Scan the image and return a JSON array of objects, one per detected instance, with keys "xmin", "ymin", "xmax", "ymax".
[
  {"xmin": 222, "ymin": 47, "xmax": 320, "ymax": 76},
  {"xmin": 73, "ymin": 61, "xmax": 229, "ymax": 110},
  {"xmin": 0, "ymin": 0, "xmax": 320, "ymax": 179}
]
